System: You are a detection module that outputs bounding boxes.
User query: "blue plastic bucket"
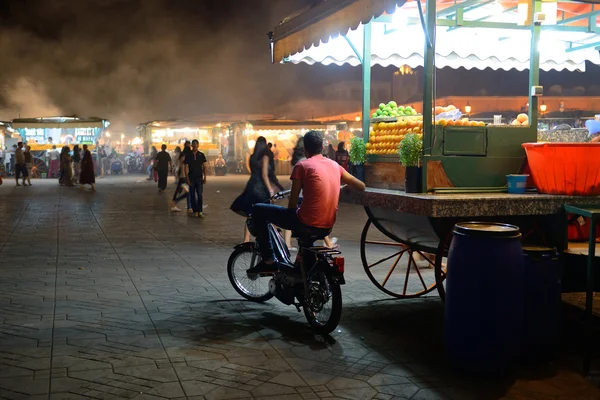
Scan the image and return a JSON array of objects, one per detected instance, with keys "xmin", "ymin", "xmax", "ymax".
[{"xmin": 506, "ymin": 174, "xmax": 529, "ymax": 194}]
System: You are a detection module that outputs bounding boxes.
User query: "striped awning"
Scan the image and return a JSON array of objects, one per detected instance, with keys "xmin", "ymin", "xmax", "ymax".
[{"xmin": 272, "ymin": 0, "xmax": 407, "ymax": 63}]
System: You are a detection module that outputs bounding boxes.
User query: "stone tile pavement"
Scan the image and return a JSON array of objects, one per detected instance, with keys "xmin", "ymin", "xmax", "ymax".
[{"xmin": 1, "ymin": 175, "xmax": 600, "ymax": 400}]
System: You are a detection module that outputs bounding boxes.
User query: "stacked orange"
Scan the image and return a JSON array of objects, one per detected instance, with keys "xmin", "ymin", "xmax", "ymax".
[
  {"xmin": 366, "ymin": 116, "xmax": 424, "ymax": 155},
  {"xmin": 437, "ymin": 118, "xmax": 485, "ymax": 127},
  {"xmin": 510, "ymin": 113, "xmax": 530, "ymax": 126}
]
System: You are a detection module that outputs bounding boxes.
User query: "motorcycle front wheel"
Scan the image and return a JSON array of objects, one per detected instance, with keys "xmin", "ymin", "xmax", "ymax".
[
  {"xmin": 227, "ymin": 247, "xmax": 274, "ymax": 302},
  {"xmin": 303, "ymin": 270, "xmax": 342, "ymax": 334}
]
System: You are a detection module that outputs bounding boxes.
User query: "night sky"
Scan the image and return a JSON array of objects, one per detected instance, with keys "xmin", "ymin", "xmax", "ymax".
[{"xmin": 0, "ymin": 0, "xmax": 596, "ymax": 131}]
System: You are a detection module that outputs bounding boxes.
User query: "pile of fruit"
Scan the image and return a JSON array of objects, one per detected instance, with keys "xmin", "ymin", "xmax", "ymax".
[
  {"xmin": 511, "ymin": 113, "xmax": 530, "ymax": 126},
  {"xmin": 372, "ymin": 101, "xmax": 418, "ymax": 118},
  {"xmin": 366, "ymin": 116, "xmax": 423, "ymax": 155},
  {"xmin": 436, "ymin": 118, "xmax": 485, "ymax": 127}
]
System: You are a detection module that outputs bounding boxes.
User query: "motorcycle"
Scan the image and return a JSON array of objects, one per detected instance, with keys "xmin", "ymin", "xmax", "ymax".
[
  {"xmin": 126, "ymin": 152, "xmax": 144, "ymax": 173},
  {"xmin": 110, "ymin": 157, "xmax": 123, "ymax": 175},
  {"xmin": 227, "ymin": 191, "xmax": 345, "ymax": 334}
]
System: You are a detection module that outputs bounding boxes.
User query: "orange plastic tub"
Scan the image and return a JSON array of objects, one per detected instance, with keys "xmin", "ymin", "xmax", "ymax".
[{"xmin": 522, "ymin": 143, "xmax": 600, "ymax": 196}]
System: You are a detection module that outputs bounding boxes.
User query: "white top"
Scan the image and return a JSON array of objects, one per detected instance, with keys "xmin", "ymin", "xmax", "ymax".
[{"xmin": 47, "ymin": 149, "xmax": 59, "ymax": 160}]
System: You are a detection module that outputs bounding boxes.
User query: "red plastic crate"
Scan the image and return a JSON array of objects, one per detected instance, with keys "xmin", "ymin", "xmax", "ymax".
[{"xmin": 522, "ymin": 142, "xmax": 600, "ymax": 196}]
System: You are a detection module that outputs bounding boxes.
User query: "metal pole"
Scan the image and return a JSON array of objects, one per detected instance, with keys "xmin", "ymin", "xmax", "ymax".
[
  {"xmin": 421, "ymin": 0, "xmax": 437, "ymax": 191},
  {"xmin": 362, "ymin": 22, "xmax": 372, "ymax": 142},
  {"xmin": 528, "ymin": 0, "xmax": 541, "ymax": 127}
]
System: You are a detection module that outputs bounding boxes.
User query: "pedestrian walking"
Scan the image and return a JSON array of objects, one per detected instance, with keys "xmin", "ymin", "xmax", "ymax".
[
  {"xmin": 47, "ymin": 145, "xmax": 60, "ymax": 178},
  {"xmin": 59, "ymin": 146, "xmax": 74, "ymax": 186},
  {"xmin": 231, "ymin": 136, "xmax": 274, "ymax": 242},
  {"xmin": 24, "ymin": 145, "xmax": 33, "ymax": 186},
  {"xmin": 79, "ymin": 144, "xmax": 96, "ymax": 191},
  {"xmin": 72, "ymin": 145, "xmax": 81, "ymax": 183},
  {"xmin": 170, "ymin": 143, "xmax": 191, "ymax": 212},
  {"xmin": 184, "ymin": 139, "xmax": 207, "ymax": 218},
  {"xmin": 14, "ymin": 142, "xmax": 28, "ymax": 186},
  {"xmin": 97, "ymin": 144, "xmax": 107, "ymax": 178},
  {"xmin": 147, "ymin": 146, "xmax": 158, "ymax": 181},
  {"xmin": 267, "ymin": 142, "xmax": 285, "ymax": 192},
  {"xmin": 155, "ymin": 144, "xmax": 172, "ymax": 193}
]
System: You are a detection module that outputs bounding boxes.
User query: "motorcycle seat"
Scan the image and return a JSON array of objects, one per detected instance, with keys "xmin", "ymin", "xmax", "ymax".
[{"xmin": 292, "ymin": 230, "xmax": 330, "ymax": 243}]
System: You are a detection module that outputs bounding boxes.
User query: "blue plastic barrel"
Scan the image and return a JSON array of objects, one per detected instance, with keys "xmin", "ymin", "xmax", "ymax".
[
  {"xmin": 445, "ymin": 222, "xmax": 524, "ymax": 376},
  {"xmin": 522, "ymin": 246, "xmax": 561, "ymax": 363}
]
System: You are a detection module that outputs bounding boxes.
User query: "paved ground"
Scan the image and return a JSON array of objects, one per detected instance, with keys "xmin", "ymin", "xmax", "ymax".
[{"xmin": 1, "ymin": 174, "xmax": 600, "ymax": 400}]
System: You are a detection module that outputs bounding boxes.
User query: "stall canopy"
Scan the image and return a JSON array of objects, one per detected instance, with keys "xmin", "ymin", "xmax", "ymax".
[
  {"xmin": 11, "ymin": 116, "xmax": 107, "ymax": 129},
  {"xmin": 272, "ymin": 0, "xmax": 406, "ymax": 63},
  {"xmin": 272, "ymin": 0, "xmax": 600, "ymax": 72}
]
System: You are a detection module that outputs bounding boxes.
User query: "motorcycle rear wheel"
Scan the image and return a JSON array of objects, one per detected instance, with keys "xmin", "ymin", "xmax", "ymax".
[
  {"xmin": 227, "ymin": 247, "xmax": 273, "ymax": 302},
  {"xmin": 303, "ymin": 271, "xmax": 342, "ymax": 334}
]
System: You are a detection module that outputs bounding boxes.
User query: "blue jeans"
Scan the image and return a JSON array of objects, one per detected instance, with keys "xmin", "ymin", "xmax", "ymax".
[
  {"xmin": 172, "ymin": 178, "xmax": 188, "ymax": 204},
  {"xmin": 189, "ymin": 177, "xmax": 203, "ymax": 213},
  {"xmin": 251, "ymin": 204, "xmax": 330, "ymax": 261}
]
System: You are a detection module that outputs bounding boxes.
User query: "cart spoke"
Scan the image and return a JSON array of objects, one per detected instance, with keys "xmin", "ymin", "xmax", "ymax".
[
  {"xmin": 381, "ymin": 252, "xmax": 403, "ymax": 288},
  {"xmin": 416, "ymin": 251, "xmax": 436, "ymax": 267},
  {"xmin": 412, "ymin": 258, "xmax": 429, "ymax": 291},
  {"xmin": 402, "ymin": 252, "xmax": 414, "ymax": 296},
  {"xmin": 368, "ymin": 249, "xmax": 407, "ymax": 269}
]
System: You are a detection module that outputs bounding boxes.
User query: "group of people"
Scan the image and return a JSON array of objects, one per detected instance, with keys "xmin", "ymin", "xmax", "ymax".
[
  {"xmin": 4, "ymin": 142, "xmax": 96, "ymax": 190},
  {"xmin": 148, "ymin": 140, "xmax": 208, "ymax": 217}
]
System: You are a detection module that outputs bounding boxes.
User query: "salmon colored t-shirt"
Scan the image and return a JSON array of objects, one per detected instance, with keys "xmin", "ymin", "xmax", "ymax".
[{"xmin": 290, "ymin": 155, "xmax": 344, "ymax": 229}]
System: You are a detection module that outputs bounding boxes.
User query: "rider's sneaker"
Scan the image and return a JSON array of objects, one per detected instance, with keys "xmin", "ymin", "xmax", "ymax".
[
  {"xmin": 247, "ymin": 261, "xmax": 279, "ymax": 275},
  {"xmin": 170, "ymin": 205, "xmax": 182, "ymax": 212}
]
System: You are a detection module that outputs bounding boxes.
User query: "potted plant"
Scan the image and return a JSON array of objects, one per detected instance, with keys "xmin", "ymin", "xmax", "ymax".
[
  {"xmin": 399, "ymin": 133, "xmax": 423, "ymax": 193},
  {"xmin": 349, "ymin": 137, "xmax": 366, "ymax": 182}
]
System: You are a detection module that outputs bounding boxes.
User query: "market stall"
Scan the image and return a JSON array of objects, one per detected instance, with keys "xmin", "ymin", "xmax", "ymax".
[
  {"xmin": 229, "ymin": 120, "xmax": 325, "ymax": 174},
  {"xmin": 137, "ymin": 119, "xmax": 219, "ymax": 152},
  {"xmin": 10, "ymin": 116, "xmax": 107, "ymax": 178},
  {"xmin": 272, "ymin": 0, "xmax": 600, "ymax": 371},
  {"xmin": 272, "ymin": 0, "xmax": 600, "ymax": 290}
]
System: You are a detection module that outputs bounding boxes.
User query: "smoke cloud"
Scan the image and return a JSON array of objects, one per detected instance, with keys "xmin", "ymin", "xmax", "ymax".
[{"xmin": 0, "ymin": 0, "xmax": 319, "ymax": 131}]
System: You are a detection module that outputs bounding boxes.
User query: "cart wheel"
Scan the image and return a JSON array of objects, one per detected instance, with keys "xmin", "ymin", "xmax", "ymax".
[
  {"xmin": 434, "ymin": 237, "xmax": 450, "ymax": 302},
  {"xmin": 361, "ymin": 219, "xmax": 439, "ymax": 299},
  {"xmin": 30, "ymin": 157, "xmax": 47, "ymax": 179}
]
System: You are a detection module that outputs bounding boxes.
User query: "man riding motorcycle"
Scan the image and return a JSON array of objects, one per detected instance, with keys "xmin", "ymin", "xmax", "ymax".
[{"xmin": 249, "ymin": 130, "xmax": 365, "ymax": 274}]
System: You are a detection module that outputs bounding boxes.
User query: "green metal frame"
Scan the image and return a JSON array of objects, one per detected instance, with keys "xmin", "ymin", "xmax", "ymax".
[{"xmin": 362, "ymin": 22, "xmax": 372, "ymax": 142}]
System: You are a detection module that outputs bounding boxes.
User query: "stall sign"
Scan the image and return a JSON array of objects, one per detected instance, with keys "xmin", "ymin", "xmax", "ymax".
[
  {"xmin": 76, "ymin": 135, "xmax": 96, "ymax": 144},
  {"xmin": 24, "ymin": 128, "xmax": 45, "ymax": 142}
]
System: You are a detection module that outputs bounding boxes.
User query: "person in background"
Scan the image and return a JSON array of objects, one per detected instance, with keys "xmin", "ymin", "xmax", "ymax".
[
  {"xmin": 79, "ymin": 144, "xmax": 96, "ymax": 191},
  {"xmin": 170, "ymin": 144, "xmax": 191, "ymax": 212},
  {"xmin": 97, "ymin": 144, "xmax": 107, "ymax": 178},
  {"xmin": 147, "ymin": 145, "xmax": 158, "ymax": 181},
  {"xmin": 155, "ymin": 144, "xmax": 172, "ymax": 193},
  {"xmin": 231, "ymin": 136, "xmax": 274, "ymax": 242},
  {"xmin": 14, "ymin": 142, "xmax": 28, "ymax": 186},
  {"xmin": 248, "ymin": 131, "xmax": 365, "ymax": 273},
  {"xmin": 214, "ymin": 153, "xmax": 227, "ymax": 176},
  {"xmin": 326, "ymin": 143, "xmax": 335, "ymax": 159},
  {"xmin": 184, "ymin": 140, "xmax": 207, "ymax": 218},
  {"xmin": 72, "ymin": 145, "xmax": 81, "ymax": 183},
  {"xmin": 272, "ymin": 143, "xmax": 280, "ymax": 166},
  {"xmin": 173, "ymin": 146, "xmax": 182, "ymax": 176},
  {"xmin": 335, "ymin": 141, "xmax": 349, "ymax": 171},
  {"xmin": 59, "ymin": 146, "xmax": 74, "ymax": 187},
  {"xmin": 47, "ymin": 145, "xmax": 60, "ymax": 178},
  {"xmin": 8, "ymin": 145, "xmax": 16, "ymax": 177},
  {"xmin": 267, "ymin": 142, "xmax": 285, "ymax": 192},
  {"xmin": 24, "ymin": 145, "xmax": 33, "ymax": 186}
]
